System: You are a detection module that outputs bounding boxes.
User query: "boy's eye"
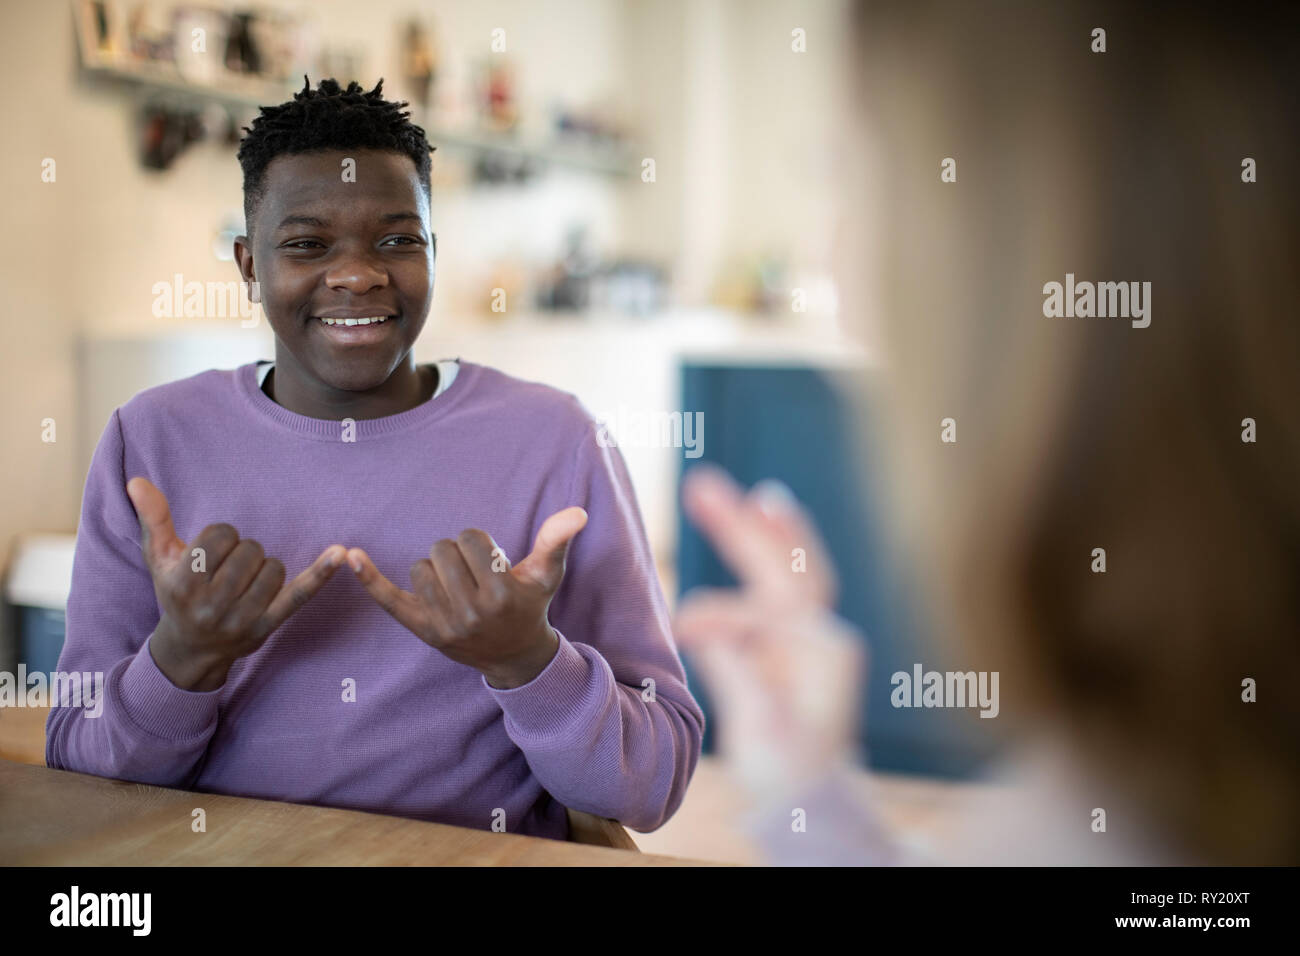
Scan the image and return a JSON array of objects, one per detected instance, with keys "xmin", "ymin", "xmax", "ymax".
[{"xmin": 277, "ymin": 236, "xmax": 423, "ymax": 252}]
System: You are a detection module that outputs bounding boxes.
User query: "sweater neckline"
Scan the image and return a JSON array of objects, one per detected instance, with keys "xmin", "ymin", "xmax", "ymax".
[{"xmin": 236, "ymin": 358, "xmax": 481, "ymax": 441}]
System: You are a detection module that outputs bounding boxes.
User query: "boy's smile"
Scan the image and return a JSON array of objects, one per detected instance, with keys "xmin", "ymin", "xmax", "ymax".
[{"xmin": 234, "ymin": 148, "xmax": 436, "ymax": 420}]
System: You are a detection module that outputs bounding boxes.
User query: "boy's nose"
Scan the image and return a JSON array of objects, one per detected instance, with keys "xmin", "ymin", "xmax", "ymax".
[{"xmin": 325, "ymin": 256, "xmax": 389, "ymax": 294}]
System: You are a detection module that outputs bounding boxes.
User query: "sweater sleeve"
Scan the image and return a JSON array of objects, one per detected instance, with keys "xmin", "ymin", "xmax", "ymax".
[
  {"xmin": 45, "ymin": 408, "xmax": 222, "ymax": 785},
  {"xmin": 482, "ymin": 421, "xmax": 705, "ymax": 832}
]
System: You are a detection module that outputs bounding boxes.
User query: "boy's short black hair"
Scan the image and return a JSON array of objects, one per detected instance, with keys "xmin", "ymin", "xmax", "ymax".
[{"xmin": 237, "ymin": 76, "xmax": 435, "ymax": 230}]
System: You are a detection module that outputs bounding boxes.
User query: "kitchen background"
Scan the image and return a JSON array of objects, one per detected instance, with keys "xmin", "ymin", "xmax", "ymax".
[
  {"xmin": 1, "ymin": 0, "xmax": 996, "ymax": 858},
  {"xmin": 3, "ymin": 0, "xmax": 858, "ymax": 574}
]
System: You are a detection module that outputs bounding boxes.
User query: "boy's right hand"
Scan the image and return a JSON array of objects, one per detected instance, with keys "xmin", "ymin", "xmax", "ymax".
[{"xmin": 126, "ymin": 477, "xmax": 345, "ymax": 692}]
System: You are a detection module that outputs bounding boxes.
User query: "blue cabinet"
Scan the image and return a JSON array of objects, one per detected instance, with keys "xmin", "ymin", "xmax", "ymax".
[{"xmin": 675, "ymin": 362, "xmax": 1004, "ymax": 779}]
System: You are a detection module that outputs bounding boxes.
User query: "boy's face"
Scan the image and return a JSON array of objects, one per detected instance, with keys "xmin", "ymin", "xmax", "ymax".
[{"xmin": 234, "ymin": 149, "xmax": 435, "ymax": 393}]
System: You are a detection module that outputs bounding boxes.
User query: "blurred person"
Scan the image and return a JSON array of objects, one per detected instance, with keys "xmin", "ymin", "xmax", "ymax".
[{"xmin": 675, "ymin": 0, "xmax": 1299, "ymax": 865}]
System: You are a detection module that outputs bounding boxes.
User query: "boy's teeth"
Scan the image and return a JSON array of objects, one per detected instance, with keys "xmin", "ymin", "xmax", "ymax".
[{"xmin": 320, "ymin": 316, "xmax": 389, "ymax": 326}]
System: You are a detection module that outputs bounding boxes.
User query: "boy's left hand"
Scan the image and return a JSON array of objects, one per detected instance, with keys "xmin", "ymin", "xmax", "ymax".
[{"xmin": 346, "ymin": 508, "xmax": 588, "ymax": 689}]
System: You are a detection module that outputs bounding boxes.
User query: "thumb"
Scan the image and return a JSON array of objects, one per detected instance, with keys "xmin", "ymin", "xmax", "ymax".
[
  {"xmin": 126, "ymin": 477, "xmax": 185, "ymax": 571},
  {"xmin": 512, "ymin": 507, "xmax": 588, "ymax": 592}
]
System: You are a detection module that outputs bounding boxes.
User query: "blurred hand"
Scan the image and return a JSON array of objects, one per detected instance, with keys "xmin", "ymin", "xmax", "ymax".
[
  {"xmin": 346, "ymin": 507, "xmax": 588, "ymax": 689},
  {"xmin": 680, "ymin": 463, "xmax": 838, "ymax": 610},
  {"xmin": 675, "ymin": 464, "xmax": 865, "ymax": 803},
  {"xmin": 127, "ymin": 477, "xmax": 346, "ymax": 692}
]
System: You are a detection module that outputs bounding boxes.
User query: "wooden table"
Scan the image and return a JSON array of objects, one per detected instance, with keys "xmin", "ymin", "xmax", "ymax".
[
  {"xmin": 3, "ymin": 703, "xmax": 991, "ymax": 866},
  {"xmin": 0, "ymin": 759, "xmax": 718, "ymax": 866}
]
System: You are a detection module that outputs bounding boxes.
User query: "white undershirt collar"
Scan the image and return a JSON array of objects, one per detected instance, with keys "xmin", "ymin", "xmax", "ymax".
[{"xmin": 255, "ymin": 359, "xmax": 460, "ymax": 399}]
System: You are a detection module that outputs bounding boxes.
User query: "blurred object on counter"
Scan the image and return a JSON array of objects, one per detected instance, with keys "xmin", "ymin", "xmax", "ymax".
[
  {"xmin": 466, "ymin": 228, "xmax": 668, "ymax": 321},
  {"xmin": 471, "ymin": 151, "xmax": 539, "ymax": 185},
  {"xmin": 401, "ymin": 18, "xmax": 440, "ymax": 110},
  {"xmin": 533, "ymin": 227, "xmax": 668, "ymax": 317},
  {"xmin": 753, "ymin": 254, "xmax": 788, "ymax": 314},
  {"xmin": 222, "ymin": 11, "xmax": 260, "ymax": 74},
  {"xmin": 171, "ymin": 6, "xmax": 227, "ymax": 85},
  {"xmin": 476, "ymin": 56, "xmax": 518, "ymax": 132},
  {"xmin": 712, "ymin": 252, "xmax": 791, "ymax": 315},
  {"xmin": 139, "ymin": 103, "xmax": 204, "ymax": 169},
  {"xmin": 551, "ymin": 100, "xmax": 630, "ymax": 152},
  {"xmin": 708, "ymin": 253, "xmax": 838, "ymax": 326},
  {"xmin": 77, "ymin": 1, "xmax": 123, "ymax": 58},
  {"xmin": 595, "ymin": 260, "xmax": 667, "ymax": 317},
  {"xmin": 126, "ymin": 1, "xmax": 173, "ymax": 61},
  {"xmin": 247, "ymin": 8, "xmax": 301, "ymax": 83},
  {"xmin": 537, "ymin": 226, "xmax": 596, "ymax": 311}
]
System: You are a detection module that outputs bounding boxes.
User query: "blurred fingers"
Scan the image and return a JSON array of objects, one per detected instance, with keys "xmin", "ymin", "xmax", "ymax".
[{"xmin": 681, "ymin": 464, "xmax": 836, "ymax": 607}]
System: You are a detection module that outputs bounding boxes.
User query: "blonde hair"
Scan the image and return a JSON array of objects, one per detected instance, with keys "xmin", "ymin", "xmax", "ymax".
[{"xmin": 847, "ymin": 0, "xmax": 1300, "ymax": 863}]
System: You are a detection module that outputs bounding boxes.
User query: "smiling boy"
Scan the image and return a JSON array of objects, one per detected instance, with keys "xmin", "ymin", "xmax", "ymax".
[{"xmin": 46, "ymin": 78, "xmax": 704, "ymax": 840}]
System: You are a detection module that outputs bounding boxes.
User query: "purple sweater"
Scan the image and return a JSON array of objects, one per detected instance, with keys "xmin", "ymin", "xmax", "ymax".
[{"xmin": 47, "ymin": 360, "xmax": 704, "ymax": 841}]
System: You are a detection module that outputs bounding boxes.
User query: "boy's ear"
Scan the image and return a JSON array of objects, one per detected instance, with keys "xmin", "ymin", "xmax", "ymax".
[{"xmin": 232, "ymin": 234, "xmax": 258, "ymax": 301}]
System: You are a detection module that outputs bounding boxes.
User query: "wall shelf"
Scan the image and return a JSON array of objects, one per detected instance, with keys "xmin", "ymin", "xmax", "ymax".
[{"xmin": 77, "ymin": 55, "xmax": 639, "ymax": 178}]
